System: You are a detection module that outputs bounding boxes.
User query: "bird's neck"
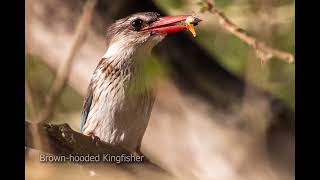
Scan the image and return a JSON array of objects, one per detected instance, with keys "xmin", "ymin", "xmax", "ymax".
[{"xmin": 97, "ymin": 40, "xmax": 155, "ymax": 96}]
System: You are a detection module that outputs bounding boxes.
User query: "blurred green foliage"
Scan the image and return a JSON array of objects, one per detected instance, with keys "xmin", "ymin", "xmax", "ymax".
[{"xmin": 157, "ymin": 0, "xmax": 184, "ymax": 9}]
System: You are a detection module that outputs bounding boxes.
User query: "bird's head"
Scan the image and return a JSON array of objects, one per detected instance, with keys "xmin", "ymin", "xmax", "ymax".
[{"xmin": 104, "ymin": 12, "xmax": 201, "ymax": 59}]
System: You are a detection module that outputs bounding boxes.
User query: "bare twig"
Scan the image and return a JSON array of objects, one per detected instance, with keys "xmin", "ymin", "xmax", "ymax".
[
  {"xmin": 37, "ymin": 0, "xmax": 98, "ymax": 122},
  {"xmin": 25, "ymin": 81, "xmax": 37, "ymax": 119},
  {"xmin": 198, "ymin": 0, "xmax": 294, "ymax": 64}
]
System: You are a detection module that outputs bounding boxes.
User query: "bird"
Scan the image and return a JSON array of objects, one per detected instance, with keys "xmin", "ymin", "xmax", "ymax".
[{"xmin": 80, "ymin": 12, "xmax": 201, "ymax": 155}]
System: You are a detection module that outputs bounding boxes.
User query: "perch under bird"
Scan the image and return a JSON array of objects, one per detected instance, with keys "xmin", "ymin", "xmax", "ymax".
[{"xmin": 80, "ymin": 12, "xmax": 201, "ymax": 155}]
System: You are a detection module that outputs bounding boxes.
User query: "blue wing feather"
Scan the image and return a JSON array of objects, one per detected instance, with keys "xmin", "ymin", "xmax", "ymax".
[{"xmin": 80, "ymin": 89, "xmax": 93, "ymax": 132}]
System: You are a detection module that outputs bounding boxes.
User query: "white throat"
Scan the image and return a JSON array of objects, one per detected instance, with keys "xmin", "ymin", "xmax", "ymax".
[
  {"xmin": 102, "ymin": 40, "xmax": 135, "ymax": 64},
  {"xmin": 102, "ymin": 35, "xmax": 165, "ymax": 65}
]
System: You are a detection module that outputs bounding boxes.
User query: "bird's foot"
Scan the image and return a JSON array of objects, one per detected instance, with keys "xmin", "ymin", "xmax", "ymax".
[{"xmin": 88, "ymin": 133, "xmax": 100, "ymax": 145}]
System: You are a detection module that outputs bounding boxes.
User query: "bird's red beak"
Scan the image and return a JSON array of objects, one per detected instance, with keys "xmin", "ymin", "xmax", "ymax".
[{"xmin": 141, "ymin": 15, "xmax": 201, "ymax": 34}]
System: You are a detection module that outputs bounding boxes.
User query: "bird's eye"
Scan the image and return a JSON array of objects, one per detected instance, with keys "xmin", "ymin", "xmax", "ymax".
[{"xmin": 131, "ymin": 19, "xmax": 143, "ymax": 30}]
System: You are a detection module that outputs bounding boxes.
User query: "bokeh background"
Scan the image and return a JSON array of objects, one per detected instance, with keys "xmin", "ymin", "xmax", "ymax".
[{"xmin": 25, "ymin": 0, "xmax": 295, "ymax": 179}]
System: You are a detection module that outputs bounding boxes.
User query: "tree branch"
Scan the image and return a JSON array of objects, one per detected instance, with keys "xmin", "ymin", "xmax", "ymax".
[
  {"xmin": 25, "ymin": 121, "xmax": 168, "ymax": 173},
  {"xmin": 25, "ymin": 121, "xmax": 130, "ymax": 156},
  {"xmin": 198, "ymin": 0, "xmax": 294, "ymax": 64},
  {"xmin": 37, "ymin": 0, "xmax": 98, "ymax": 122}
]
